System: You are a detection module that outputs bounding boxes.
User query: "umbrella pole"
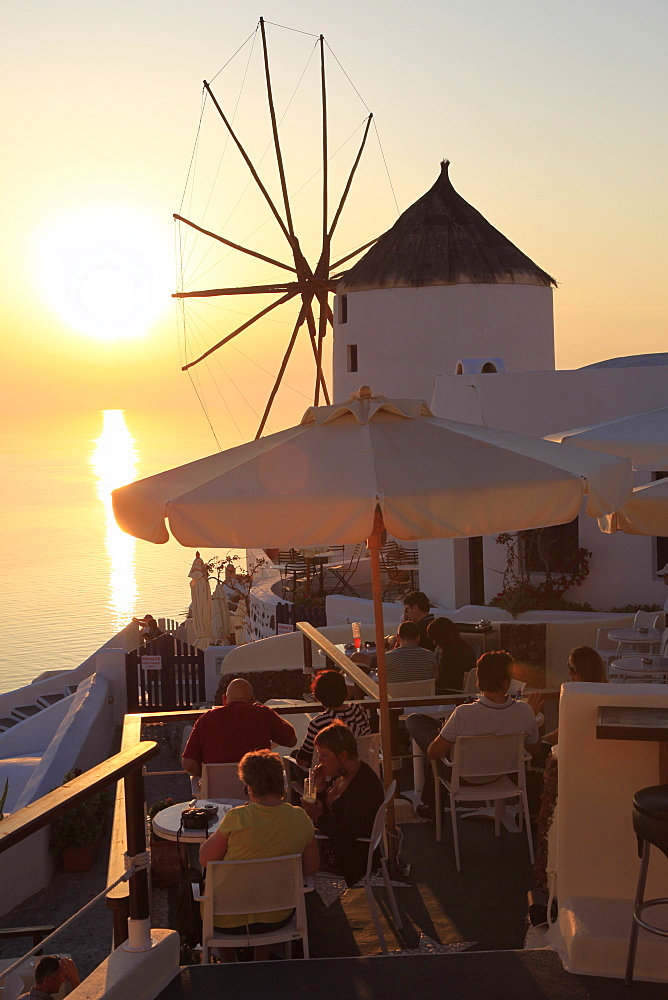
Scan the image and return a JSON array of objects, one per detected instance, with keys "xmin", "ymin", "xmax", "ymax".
[{"xmin": 367, "ymin": 514, "xmax": 399, "ymax": 870}]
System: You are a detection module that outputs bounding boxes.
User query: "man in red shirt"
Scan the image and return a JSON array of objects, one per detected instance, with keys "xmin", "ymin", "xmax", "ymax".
[{"xmin": 182, "ymin": 678, "xmax": 297, "ymax": 778}]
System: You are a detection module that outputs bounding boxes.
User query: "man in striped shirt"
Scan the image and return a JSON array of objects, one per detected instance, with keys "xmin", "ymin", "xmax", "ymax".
[
  {"xmin": 295, "ymin": 670, "xmax": 370, "ymax": 767},
  {"xmin": 352, "ymin": 621, "xmax": 437, "ymax": 684}
]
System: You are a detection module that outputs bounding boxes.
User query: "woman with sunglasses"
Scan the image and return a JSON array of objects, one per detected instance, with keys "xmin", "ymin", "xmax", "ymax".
[{"xmin": 200, "ymin": 749, "xmax": 319, "ymax": 961}]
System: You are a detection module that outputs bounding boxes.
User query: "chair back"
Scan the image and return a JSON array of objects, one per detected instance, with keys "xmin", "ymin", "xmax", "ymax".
[
  {"xmin": 205, "ymin": 854, "xmax": 301, "ymax": 917},
  {"xmin": 460, "ymin": 673, "xmax": 524, "ymax": 698},
  {"xmin": 363, "ymin": 779, "xmax": 396, "ymax": 871},
  {"xmin": 633, "ymin": 610, "xmax": 658, "ymax": 629},
  {"xmin": 451, "ymin": 732, "xmax": 527, "ymax": 791},
  {"xmin": 387, "ymin": 678, "xmax": 436, "ymax": 699},
  {"xmin": 660, "ymin": 627, "xmax": 668, "ymax": 658},
  {"xmin": 200, "ymin": 762, "xmax": 246, "ymax": 799},
  {"xmin": 356, "ymin": 732, "xmax": 381, "ymax": 776}
]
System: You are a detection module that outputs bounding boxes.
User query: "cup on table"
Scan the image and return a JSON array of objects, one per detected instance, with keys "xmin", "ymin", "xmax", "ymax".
[
  {"xmin": 302, "ymin": 768, "xmax": 318, "ymax": 805},
  {"xmin": 351, "ymin": 621, "xmax": 362, "ymax": 652}
]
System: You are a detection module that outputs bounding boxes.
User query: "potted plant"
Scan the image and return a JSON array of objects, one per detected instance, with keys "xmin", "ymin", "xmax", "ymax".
[
  {"xmin": 149, "ymin": 798, "xmax": 188, "ymax": 887},
  {"xmin": 50, "ymin": 769, "xmax": 110, "ymax": 872}
]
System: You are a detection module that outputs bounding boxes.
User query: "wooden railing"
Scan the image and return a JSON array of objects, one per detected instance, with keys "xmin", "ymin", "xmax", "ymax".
[{"xmin": 1, "ymin": 742, "xmax": 159, "ymax": 958}]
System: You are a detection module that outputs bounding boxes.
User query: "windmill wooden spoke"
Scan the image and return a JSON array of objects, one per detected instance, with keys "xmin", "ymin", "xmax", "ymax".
[
  {"xmin": 320, "ymin": 34, "xmax": 328, "ymax": 244},
  {"xmin": 181, "ymin": 290, "xmax": 298, "ymax": 371},
  {"xmin": 260, "ymin": 18, "xmax": 296, "ymax": 240},
  {"xmin": 255, "ymin": 300, "xmax": 310, "ymax": 440},
  {"xmin": 328, "ymin": 114, "xmax": 373, "ymax": 240},
  {"xmin": 174, "ymin": 282, "xmax": 297, "ymax": 299},
  {"xmin": 204, "ymin": 80, "xmax": 293, "ymax": 246},
  {"xmin": 304, "ymin": 302, "xmax": 331, "ymax": 405},
  {"xmin": 313, "ymin": 291, "xmax": 329, "ymax": 406},
  {"xmin": 330, "ymin": 236, "xmax": 380, "ymax": 271},
  {"xmin": 174, "ymin": 214, "xmax": 297, "ymax": 273}
]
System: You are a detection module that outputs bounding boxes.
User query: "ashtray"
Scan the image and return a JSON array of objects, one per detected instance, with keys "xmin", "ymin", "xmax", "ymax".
[{"xmin": 200, "ymin": 802, "xmax": 219, "ymax": 815}]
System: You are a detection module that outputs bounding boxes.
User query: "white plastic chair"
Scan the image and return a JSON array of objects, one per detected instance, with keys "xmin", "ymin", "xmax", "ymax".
[
  {"xmin": 387, "ymin": 678, "xmax": 436, "ymax": 699},
  {"xmin": 200, "ymin": 763, "xmax": 246, "ymax": 799},
  {"xmin": 432, "ymin": 732, "xmax": 534, "ymax": 871},
  {"xmin": 316, "ymin": 779, "xmax": 403, "ymax": 954},
  {"xmin": 461, "ymin": 671, "xmax": 525, "ymax": 698},
  {"xmin": 199, "ymin": 854, "xmax": 310, "ymax": 961},
  {"xmin": 356, "ymin": 732, "xmax": 382, "ymax": 777}
]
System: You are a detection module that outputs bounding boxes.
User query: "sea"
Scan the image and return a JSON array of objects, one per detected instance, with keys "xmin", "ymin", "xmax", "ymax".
[{"xmin": 0, "ymin": 409, "xmax": 243, "ymax": 695}]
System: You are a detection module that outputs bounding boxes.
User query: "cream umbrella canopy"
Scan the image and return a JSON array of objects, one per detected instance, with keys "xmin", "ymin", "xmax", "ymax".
[
  {"xmin": 113, "ymin": 388, "xmax": 632, "ymax": 807},
  {"xmin": 599, "ymin": 477, "xmax": 668, "ymax": 536},
  {"xmin": 546, "ymin": 406, "xmax": 668, "ymax": 472}
]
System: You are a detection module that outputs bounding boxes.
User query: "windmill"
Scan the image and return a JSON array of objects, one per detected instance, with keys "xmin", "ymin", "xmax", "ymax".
[{"xmin": 173, "ymin": 19, "xmax": 379, "ymax": 439}]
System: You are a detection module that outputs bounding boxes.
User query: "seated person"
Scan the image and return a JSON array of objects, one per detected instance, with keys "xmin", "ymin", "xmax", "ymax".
[
  {"xmin": 543, "ymin": 645, "xmax": 607, "ymax": 746},
  {"xmin": 384, "ymin": 591, "xmax": 436, "ymax": 651},
  {"xmin": 301, "ymin": 721, "xmax": 384, "ymax": 886},
  {"xmin": 17, "ymin": 956, "xmax": 80, "ymax": 999},
  {"xmin": 426, "ymin": 616, "xmax": 476, "ymax": 693},
  {"xmin": 199, "ymin": 750, "xmax": 319, "ymax": 962},
  {"xmin": 406, "ymin": 650, "xmax": 543, "ymax": 816},
  {"xmin": 294, "ymin": 670, "xmax": 370, "ymax": 769},
  {"xmin": 351, "ymin": 620, "xmax": 437, "ymax": 683},
  {"xmin": 182, "ymin": 678, "xmax": 297, "ymax": 778},
  {"xmin": 222, "ymin": 563, "xmax": 246, "ymax": 611},
  {"xmin": 132, "ymin": 614, "xmax": 162, "ymax": 641}
]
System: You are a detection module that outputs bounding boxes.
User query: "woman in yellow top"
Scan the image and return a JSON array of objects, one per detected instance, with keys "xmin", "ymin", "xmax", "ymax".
[{"xmin": 200, "ymin": 749, "xmax": 319, "ymax": 962}]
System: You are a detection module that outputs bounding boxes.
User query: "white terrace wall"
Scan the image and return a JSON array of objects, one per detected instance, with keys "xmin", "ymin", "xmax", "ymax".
[
  {"xmin": 0, "ymin": 674, "xmax": 114, "ymax": 916},
  {"xmin": 422, "ymin": 365, "xmax": 668, "ymax": 612}
]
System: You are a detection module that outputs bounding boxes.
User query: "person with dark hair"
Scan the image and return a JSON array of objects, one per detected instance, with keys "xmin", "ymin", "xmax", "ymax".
[
  {"xmin": 541, "ymin": 645, "xmax": 607, "ymax": 746},
  {"xmin": 351, "ymin": 620, "xmax": 437, "ymax": 683},
  {"xmin": 17, "ymin": 956, "xmax": 80, "ymax": 999},
  {"xmin": 294, "ymin": 671, "xmax": 370, "ymax": 768},
  {"xmin": 427, "ymin": 617, "xmax": 477, "ymax": 694},
  {"xmin": 199, "ymin": 749, "xmax": 318, "ymax": 961},
  {"xmin": 182, "ymin": 678, "xmax": 297, "ymax": 777},
  {"xmin": 401, "ymin": 591, "xmax": 436, "ymax": 650},
  {"xmin": 132, "ymin": 614, "xmax": 162, "ymax": 641},
  {"xmin": 406, "ymin": 651, "xmax": 543, "ymax": 818},
  {"xmin": 301, "ymin": 722, "xmax": 384, "ymax": 886}
]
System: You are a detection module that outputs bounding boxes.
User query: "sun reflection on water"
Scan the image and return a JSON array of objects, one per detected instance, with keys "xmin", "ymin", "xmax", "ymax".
[{"xmin": 91, "ymin": 410, "xmax": 138, "ymax": 630}]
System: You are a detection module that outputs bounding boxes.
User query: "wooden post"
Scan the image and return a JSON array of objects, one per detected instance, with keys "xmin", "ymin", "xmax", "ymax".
[
  {"xmin": 123, "ymin": 764, "xmax": 151, "ymax": 950},
  {"xmin": 367, "ymin": 508, "xmax": 398, "ymax": 862},
  {"xmin": 302, "ymin": 630, "xmax": 313, "ymax": 676}
]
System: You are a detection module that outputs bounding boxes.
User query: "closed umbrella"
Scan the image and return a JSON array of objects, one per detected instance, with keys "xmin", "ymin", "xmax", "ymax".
[
  {"xmin": 211, "ymin": 580, "xmax": 232, "ymax": 643},
  {"xmin": 188, "ymin": 551, "xmax": 212, "ymax": 650},
  {"xmin": 114, "ymin": 387, "xmax": 631, "ymax": 820}
]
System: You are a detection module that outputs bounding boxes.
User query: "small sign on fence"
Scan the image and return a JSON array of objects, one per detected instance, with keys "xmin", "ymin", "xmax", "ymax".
[
  {"xmin": 141, "ymin": 655, "xmax": 163, "ymax": 671},
  {"xmin": 277, "ymin": 623, "xmax": 293, "ymax": 635}
]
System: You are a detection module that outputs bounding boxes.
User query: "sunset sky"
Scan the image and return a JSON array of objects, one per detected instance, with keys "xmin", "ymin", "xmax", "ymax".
[{"xmin": 3, "ymin": 0, "xmax": 666, "ymax": 455}]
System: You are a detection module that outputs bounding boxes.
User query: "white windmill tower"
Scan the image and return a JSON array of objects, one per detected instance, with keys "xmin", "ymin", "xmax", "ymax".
[{"xmin": 333, "ymin": 160, "xmax": 557, "ymax": 403}]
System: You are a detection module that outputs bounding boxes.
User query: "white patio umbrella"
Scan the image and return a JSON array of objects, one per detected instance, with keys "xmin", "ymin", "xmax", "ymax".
[
  {"xmin": 599, "ymin": 477, "xmax": 668, "ymax": 536},
  {"xmin": 211, "ymin": 580, "xmax": 232, "ymax": 643},
  {"xmin": 113, "ymin": 387, "xmax": 632, "ymax": 812},
  {"xmin": 546, "ymin": 405, "xmax": 668, "ymax": 471},
  {"xmin": 188, "ymin": 551, "xmax": 213, "ymax": 650}
]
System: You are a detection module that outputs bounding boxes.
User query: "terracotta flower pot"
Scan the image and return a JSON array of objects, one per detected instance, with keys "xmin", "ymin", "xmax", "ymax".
[{"xmin": 61, "ymin": 818, "xmax": 106, "ymax": 872}]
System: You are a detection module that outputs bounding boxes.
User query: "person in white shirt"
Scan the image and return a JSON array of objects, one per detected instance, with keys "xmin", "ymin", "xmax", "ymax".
[{"xmin": 406, "ymin": 650, "xmax": 543, "ymax": 817}]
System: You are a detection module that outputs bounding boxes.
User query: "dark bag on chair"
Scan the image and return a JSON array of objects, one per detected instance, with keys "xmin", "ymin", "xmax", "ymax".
[{"xmin": 175, "ymin": 865, "xmax": 205, "ymax": 947}]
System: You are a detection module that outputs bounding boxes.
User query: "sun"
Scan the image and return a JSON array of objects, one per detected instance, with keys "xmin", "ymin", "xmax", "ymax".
[{"xmin": 36, "ymin": 203, "xmax": 172, "ymax": 341}]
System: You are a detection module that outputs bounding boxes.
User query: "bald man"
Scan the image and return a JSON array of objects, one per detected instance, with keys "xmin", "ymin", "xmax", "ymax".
[{"xmin": 182, "ymin": 678, "xmax": 297, "ymax": 777}]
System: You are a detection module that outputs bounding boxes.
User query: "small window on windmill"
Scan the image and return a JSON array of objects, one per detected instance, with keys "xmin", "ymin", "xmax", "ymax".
[
  {"xmin": 347, "ymin": 344, "xmax": 358, "ymax": 373},
  {"xmin": 339, "ymin": 295, "xmax": 348, "ymax": 324}
]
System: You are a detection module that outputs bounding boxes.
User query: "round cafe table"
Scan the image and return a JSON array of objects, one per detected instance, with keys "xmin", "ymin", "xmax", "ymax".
[
  {"xmin": 151, "ymin": 798, "xmax": 244, "ymax": 843},
  {"xmin": 608, "ymin": 628, "xmax": 662, "ymax": 646},
  {"xmin": 609, "ymin": 656, "xmax": 668, "ymax": 683}
]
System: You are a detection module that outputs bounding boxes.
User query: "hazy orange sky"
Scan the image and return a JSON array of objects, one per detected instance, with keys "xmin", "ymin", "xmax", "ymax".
[{"xmin": 3, "ymin": 1, "xmax": 666, "ymax": 454}]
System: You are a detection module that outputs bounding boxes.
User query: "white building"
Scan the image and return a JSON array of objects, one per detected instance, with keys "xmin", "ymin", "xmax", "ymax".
[{"xmin": 333, "ymin": 162, "xmax": 668, "ymax": 612}]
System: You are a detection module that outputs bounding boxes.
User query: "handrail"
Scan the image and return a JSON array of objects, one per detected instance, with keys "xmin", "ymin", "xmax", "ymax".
[
  {"xmin": 0, "ymin": 741, "xmax": 159, "ymax": 854},
  {"xmin": 296, "ymin": 621, "xmax": 380, "ymax": 699}
]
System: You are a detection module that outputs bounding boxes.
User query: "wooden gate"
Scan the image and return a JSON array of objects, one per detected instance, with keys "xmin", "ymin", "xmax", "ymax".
[{"xmin": 125, "ymin": 633, "xmax": 206, "ymax": 712}]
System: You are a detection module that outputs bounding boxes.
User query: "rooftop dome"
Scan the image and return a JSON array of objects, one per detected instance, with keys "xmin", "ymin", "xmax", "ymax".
[
  {"xmin": 580, "ymin": 353, "xmax": 668, "ymax": 370},
  {"xmin": 339, "ymin": 160, "xmax": 556, "ymax": 292}
]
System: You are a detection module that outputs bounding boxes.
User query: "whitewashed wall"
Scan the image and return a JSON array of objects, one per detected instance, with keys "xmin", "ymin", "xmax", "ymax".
[{"xmin": 333, "ymin": 283, "xmax": 554, "ymax": 403}]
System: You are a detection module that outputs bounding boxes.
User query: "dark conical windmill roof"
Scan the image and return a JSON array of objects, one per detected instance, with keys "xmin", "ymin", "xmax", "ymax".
[{"xmin": 339, "ymin": 161, "xmax": 556, "ymax": 291}]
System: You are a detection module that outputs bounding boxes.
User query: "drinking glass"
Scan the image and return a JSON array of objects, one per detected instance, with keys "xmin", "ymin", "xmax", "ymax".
[
  {"xmin": 302, "ymin": 768, "xmax": 318, "ymax": 805},
  {"xmin": 351, "ymin": 621, "xmax": 362, "ymax": 652}
]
